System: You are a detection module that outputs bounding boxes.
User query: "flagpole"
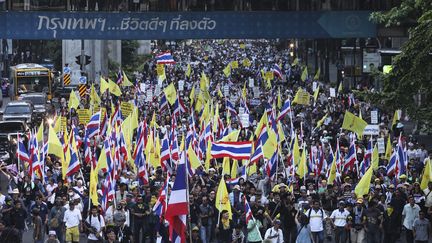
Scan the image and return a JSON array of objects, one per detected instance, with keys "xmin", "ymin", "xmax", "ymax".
[{"xmin": 183, "ymin": 131, "xmax": 193, "ymax": 243}]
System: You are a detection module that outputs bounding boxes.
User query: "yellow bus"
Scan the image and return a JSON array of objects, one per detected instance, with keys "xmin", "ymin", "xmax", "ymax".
[{"xmin": 9, "ymin": 63, "xmax": 53, "ymax": 100}]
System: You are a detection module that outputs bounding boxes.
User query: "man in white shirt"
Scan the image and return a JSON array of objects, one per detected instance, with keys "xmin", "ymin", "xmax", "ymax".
[
  {"xmin": 423, "ymin": 181, "xmax": 432, "ymax": 208},
  {"xmin": 402, "ymin": 196, "xmax": 421, "ymax": 243},
  {"xmin": 63, "ymin": 202, "xmax": 82, "ymax": 243},
  {"xmin": 264, "ymin": 219, "xmax": 284, "ymax": 243},
  {"xmin": 305, "ymin": 200, "xmax": 325, "ymax": 243},
  {"xmin": 85, "ymin": 205, "xmax": 105, "ymax": 243},
  {"xmin": 330, "ymin": 201, "xmax": 350, "ymax": 243}
]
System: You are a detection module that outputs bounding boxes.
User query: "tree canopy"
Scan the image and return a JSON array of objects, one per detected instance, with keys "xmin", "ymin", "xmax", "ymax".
[{"xmin": 369, "ymin": 0, "xmax": 432, "ymax": 133}]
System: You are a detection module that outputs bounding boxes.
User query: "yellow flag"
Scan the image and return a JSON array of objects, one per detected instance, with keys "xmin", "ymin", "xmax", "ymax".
[
  {"xmin": 328, "ymin": 157, "xmax": 337, "ymax": 185},
  {"xmin": 301, "ymin": 67, "xmax": 308, "ymax": 81},
  {"xmin": 186, "ymin": 63, "xmax": 192, "ymax": 78},
  {"xmin": 223, "ymin": 63, "xmax": 231, "ymax": 77},
  {"xmin": 156, "ymin": 64, "xmax": 166, "ymax": 81},
  {"xmin": 316, "ymin": 114, "xmax": 328, "ymax": 129},
  {"xmin": 313, "ymin": 86, "xmax": 320, "ymax": 102},
  {"xmin": 277, "ymin": 123, "xmax": 285, "ymax": 143},
  {"xmin": 100, "ymin": 77, "xmax": 109, "ymax": 93},
  {"xmin": 188, "ymin": 144, "xmax": 202, "ymax": 169},
  {"xmin": 68, "ymin": 89, "xmax": 80, "ymax": 110},
  {"xmin": 342, "ymin": 111, "xmax": 368, "ymax": 137},
  {"xmin": 221, "ymin": 130, "xmax": 240, "ymax": 142},
  {"xmin": 372, "ymin": 143, "xmax": 379, "ymax": 170},
  {"xmin": 89, "ymin": 165, "xmax": 98, "ymax": 206},
  {"xmin": 90, "ymin": 84, "xmax": 101, "ymax": 105},
  {"xmin": 292, "ymin": 58, "xmax": 299, "ymax": 66},
  {"xmin": 385, "ymin": 136, "xmax": 392, "ymax": 160},
  {"xmin": 277, "ymin": 89, "xmax": 282, "ymax": 109},
  {"xmin": 149, "ymin": 137, "xmax": 161, "ymax": 168},
  {"xmin": 292, "ymin": 88, "xmax": 310, "ymax": 105},
  {"xmin": 254, "ymin": 113, "xmax": 268, "ymax": 138},
  {"xmin": 164, "ymin": 83, "xmax": 177, "ymax": 105},
  {"xmin": 217, "ymin": 88, "xmax": 223, "ymax": 98},
  {"xmin": 108, "ymin": 79, "xmax": 122, "ymax": 96},
  {"xmin": 54, "ymin": 116, "xmax": 61, "ymax": 133},
  {"xmin": 297, "ymin": 146, "xmax": 308, "ymax": 179},
  {"xmin": 231, "ymin": 61, "xmax": 239, "ymax": 69},
  {"xmin": 242, "ymin": 82, "xmax": 247, "ymax": 99},
  {"xmin": 96, "ymin": 144, "xmax": 107, "ymax": 172},
  {"xmin": 421, "ymin": 158, "xmax": 432, "ymax": 190},
  {"xmin": 130, "ymin": 107, "xmax": 139, "ymax": 131},
  {"xmin": 230, "ymin": 160, "xmax": 238, "ymax": 179},
  {"xmin": 392, "ymin": 110, "xmax": 401, "ymax": 127},
  {"xmin": 338, "ymin": 82, "xmax": 343, "ymax": 93},
  {"xmin": 189, "ymin": 85, "xmax": 196, "ymax": 104},
  {"xmin": 222, "ymin": 157, "xmax": 231, "ymax": 176},
  {"xmin": 121, "ymin": 71, "xmax": 133, "ymax": 87},
  {"xmin": 263, "ymin": 129, "xmax": 277, "ymax": 159},
  {"xmin": 200, "ymin": 72, "xmax": 209, "ymax": 90},
  {"xmin": 215, "ymin": 177, "xmax": 232, "ymax": 219},
  {"xmin": 47, "ymin": 125, "xmax": 65, "ymax": 177},
  {"xmin": 314, "ymin": 68, "xmax": 320, "ymax": 80},
  {"xmin": 36, "ymin": 122, "xmax": 44, "ymax": 143},
  {"xmin": 354, "ymin": 166, "xmax": 373, "ymax": 197},
  {"xmin": 292, "ymin": 135, "xmax": 300, "ymax": 166},
  {"xmin": 242, "ymin": 58, "xmax": 251, "ymax": 67}
]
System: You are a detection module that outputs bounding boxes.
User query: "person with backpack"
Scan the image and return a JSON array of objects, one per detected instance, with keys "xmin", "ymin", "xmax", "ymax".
[
  {"xmin": 329, "ymin": 201, "xmax": 350, "ymax": 243},
  {"xmin": 305, "ymin": 200, "xmax": 325, "ymax": 243},
  {"xmin": 348, "ymin": 198, "xmax": 366, "ymax": 243},
  {"xmin": 264, "ymin": 219, "xmax": 284, "ymax": 243},
  {"xmin": 85, "ymin": 205, "xmax": 105, "ymax": 243}
]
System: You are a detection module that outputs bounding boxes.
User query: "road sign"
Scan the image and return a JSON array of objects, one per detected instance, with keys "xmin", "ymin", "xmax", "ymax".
[
  {"xmin": 63, "ymin": 66, "xmax": 71, "ymax": 74},
  {"xmin": 63, "ymin": 73, "xmax": 71, "ymax": 85},
  {"xmin": 79, "ymin": 76, "xmax": 87, "ymax": 84},
  {"xmin": 78, "ymin": 84, "xmax": 86, "ymax": 97},
  {"xmin": 0, "ymin": 11, "xmax": 376, "ymax": 40}
]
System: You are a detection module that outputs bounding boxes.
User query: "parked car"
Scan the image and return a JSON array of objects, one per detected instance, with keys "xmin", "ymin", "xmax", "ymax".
[{"xmin": 19, "ymin": 92, "xmax": 48, "ymax": 121}]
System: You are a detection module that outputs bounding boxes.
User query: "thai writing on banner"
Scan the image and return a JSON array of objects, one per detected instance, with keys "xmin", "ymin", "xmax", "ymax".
[{"xmin": 36, "ymin": 14, "xmax": 216, "ymax": 38}]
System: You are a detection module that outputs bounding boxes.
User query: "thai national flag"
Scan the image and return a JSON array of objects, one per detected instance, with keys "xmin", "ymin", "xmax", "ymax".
[
  {"xmin": 66, "ymin": 129, "xmax": 80, "ymax": 178},
  {"xmin": 387, "ymin": 150, "xmax": 397, "ymax": 176},
  {"xmin": 161, "ymin": 133, "xmax": 172, "ymax": 174},
  {"xmin": 211, "ymin": 141, "xmax": 252, "ymax": 160},
  {"xmin": 29, "ymin": 133, "xmax": 42, "ymax": 180},
  {"xmin": 160, "ymin": 94, "xmax": 169, "ymax": 112},
  {"xmin": 249, "ymin": 142, "xmax": 263, "ymax": 165},
  {"xmin": 173, "ymin": 95, "xmax": 187, "ymax": 118},
  {"xmin": 226, "ymin": 99, "xmax": 238, "ymax": 117},
  {"xmin": 344, "ymin": 140, "xmax": 357, "ymax": 172},
  {"xmin": 99, "ymin": 111, "xmax": 108, "ymax": 137},
  {"xmin": 273, "ymin": 64, "xmax": 282, "ymax": 79},
  {"xmin": 265, "ymin": 151, "xmax": 278, "ymax": 180},
  {"xmin": 17, "ymin": 133, "xmax": 30, "ymax": 163},
  {"xmin": 165, "ymin": 149, "xmax": 188, "ymax": 243},
  {"xmin": 226, "ymin": 166, "xmax": 247, "ymax": 185},
  {"xmin": 397, "ymin": 135, "xmax": 407, "ymax": 177},
  {"xmin": 363, "ymin": 138, "xmax": 373, "ymax": 168},
  {"xmin": 136, "ymin": 146, "xmax": 149, "ymax": 185},
  {"xmin": 86, "ymin": 111, "xmax": 100, "ymax": 139},
  {"xmin": 277, "ymin": 99, "xmax": 291, "ymax": 121},
  {"xmin": 244, "ymin": 197, "xmax": 254, "ymax": 225},
  {"xmin": 72, "ymin": 124, "xmax": 83, "ymax": 148},
  {"xmin": 156, "ymin": 51, "xmax": 176, "ymax": 65},
  {"xmin": 153, "ymin": 177, "xmax": 169, "ymax": 220},
  {"xmin": 116, "ymin": 70, "xmax": 123, "ymax": 84}
]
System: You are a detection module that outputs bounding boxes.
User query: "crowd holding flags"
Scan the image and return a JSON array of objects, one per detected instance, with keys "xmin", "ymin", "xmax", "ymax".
[{"xmin": 4, "ymin": 39, "xmax": 430, "ymax": 243}]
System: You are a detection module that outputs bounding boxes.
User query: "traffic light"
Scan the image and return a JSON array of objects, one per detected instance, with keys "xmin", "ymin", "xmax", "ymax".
[
  {"xmin": 85, "ymin": 55, "xmax": 91, "ymax": 65},
  {"xmin": 75, "ymin": 55, "xmax": 81, "ymax": 66}
]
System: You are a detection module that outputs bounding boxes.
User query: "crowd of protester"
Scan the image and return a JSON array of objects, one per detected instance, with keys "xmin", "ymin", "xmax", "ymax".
[{"xmin": 0, "ymin": 39, "xmax": 431, "ymax": 243}]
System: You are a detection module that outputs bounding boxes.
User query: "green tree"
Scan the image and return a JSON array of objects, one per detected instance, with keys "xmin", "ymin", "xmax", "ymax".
[{"xmin": 369, "ymin": 0, "xmax": 432, "ymax": 133}]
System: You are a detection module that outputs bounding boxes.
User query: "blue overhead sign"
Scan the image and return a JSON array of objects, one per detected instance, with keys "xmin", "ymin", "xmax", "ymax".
[{"xmin": 0, "ymin": 11, "xmax": 376, "ymax": 39}]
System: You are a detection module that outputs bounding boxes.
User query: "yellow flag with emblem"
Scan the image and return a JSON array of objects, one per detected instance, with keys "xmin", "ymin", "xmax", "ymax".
[
  {"xmin": 242, "ymin": 58, "xmax": 251, "ymax": 67},
  {"xmin": 163, "ymin": 83, "xmax": 177, "ymax": 105},
  {"xmin": 90, "ymin": 84, "xmax": 101, "ymax": 105},
  {"xmin": 230, "ymin": 160, "xmax": 238, "ymax": 179},
  {"xmin": 108, "ymin": 79, "xmax": 122, "ymax": 96},
  {"xmin": 215, "ymin": 177, "xmax": 232, "ymax": 219},
  {"xmin": 36, "ymin": 122, "xmax": 44, "ymax": 143},
  {"xmin": 314, "ymin": 68, "xmax": 320, "ymax": 80},
  {"xmin": 89, "ymin": 165, "xmax": 98, "ymax": 206},
  {"xmin": 292, "ymin": 135, "xmax": 300, "ymax": 166},
  {"xmin": 189, "ymin": 85, "xmax": 196, "ymax": 104},
  {"xmin": 292, "ymin": 88, "xmax": 310, "ymax": 105},
  {"xmin": 48, "ymin": 125, "xmax": 65, "ymax": 178},
  {"xmin": 354, "ymin": 165, "xmax": 373, "ymax": 197},
  {"xmin": 297, "ymin": 146, "xmax": 308, "ymax": 179},
  {"xmin": 231, "ymin": 61, "xmax": 239, "ymax": 69},
  {"xmin": 342, "ymin": 111, "xmax": 368, "ymax": 137},
  {"xmin": 313, "ymin": 86, "xmax": 320, "ymax": 103},
  {"xmin": 327, "ymin": 156, "xmax": 338, "ymax": 185}
]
